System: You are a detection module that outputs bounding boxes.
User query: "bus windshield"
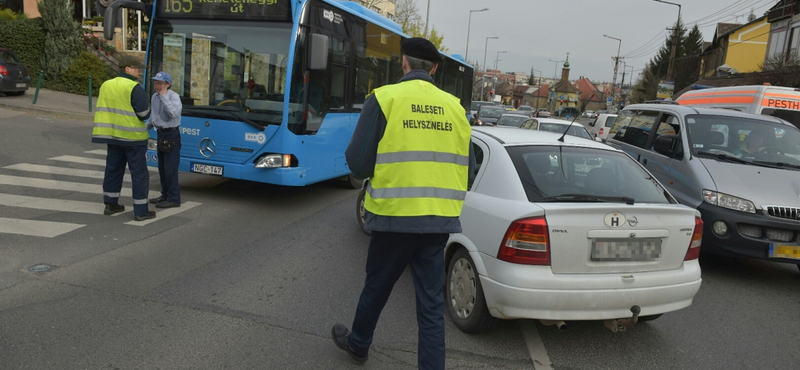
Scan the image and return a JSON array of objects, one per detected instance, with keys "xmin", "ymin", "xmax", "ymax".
[{"xmin": 148, "ymin": 20, "xmax": 294, "ymax": 126}]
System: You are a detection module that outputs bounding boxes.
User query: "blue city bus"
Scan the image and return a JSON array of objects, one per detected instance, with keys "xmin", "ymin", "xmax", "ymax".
[{"xmin": 99, "ymin": 0, "xmax": 474, "ymax": 188}]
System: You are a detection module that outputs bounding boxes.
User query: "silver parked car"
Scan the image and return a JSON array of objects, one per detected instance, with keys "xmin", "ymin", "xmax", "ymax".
[
  {"xmin": 588, "ymin": 113, "xmax": 618, "ymax": 141},
  {"xmin": 607, "ymin": 103, "xmax": 800, "ymax": 268}
]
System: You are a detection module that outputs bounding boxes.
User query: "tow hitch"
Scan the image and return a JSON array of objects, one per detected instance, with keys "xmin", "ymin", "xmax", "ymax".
[{"xmin": 604, "ymin": 305, "xmax": 641, "ymax": 332}]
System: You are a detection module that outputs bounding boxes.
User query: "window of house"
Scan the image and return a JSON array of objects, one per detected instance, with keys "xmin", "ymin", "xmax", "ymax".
[
  {"xmin": 767, "ymin": 28, "xmax": 788, "ymax": 59},
  {"xmin": 788, "ymin": 27, "xmax": 800, "ymax": 57}
]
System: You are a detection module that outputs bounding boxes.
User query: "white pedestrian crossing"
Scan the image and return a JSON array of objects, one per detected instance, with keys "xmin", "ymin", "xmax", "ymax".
[
  {"xmin": 0, "ymin": 152, "xmax": 203, "ymax": 238},
  {"xmin": 0, "ymin": 217, "xmax": 85, "ymax": 238}
]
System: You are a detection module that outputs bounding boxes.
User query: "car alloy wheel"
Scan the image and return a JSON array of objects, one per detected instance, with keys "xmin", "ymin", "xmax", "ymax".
[
  {"xmin": 445, "ymin": 248, "xmax": 497, "ymax": 333},
  {"xmin": 449, "ymin": 256, "xmax": 477, "ymax": 319}
]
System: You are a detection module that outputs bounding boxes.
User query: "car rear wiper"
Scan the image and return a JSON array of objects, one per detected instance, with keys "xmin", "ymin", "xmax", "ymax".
[
  {"xmin": 539, "ymin": 193, "xmax": 635, "ymax": 204},
  {"xmin": 183, "ymin": 106, "xmax": 266, "ymax": 131}
]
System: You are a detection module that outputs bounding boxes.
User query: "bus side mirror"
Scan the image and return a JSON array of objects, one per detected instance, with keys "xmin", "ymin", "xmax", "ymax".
[
  {"xmin": 102, "ymin": 0, "xmax": 146, "ymax": 41},
  {"xmin": 309, "ymin": 34, "xmax": 329, "ymax": 70}
]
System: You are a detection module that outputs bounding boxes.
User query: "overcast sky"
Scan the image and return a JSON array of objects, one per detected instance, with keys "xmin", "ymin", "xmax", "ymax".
[{"xmin": 420, "ymin": 0, "xmax": 777, "ymax": 83}]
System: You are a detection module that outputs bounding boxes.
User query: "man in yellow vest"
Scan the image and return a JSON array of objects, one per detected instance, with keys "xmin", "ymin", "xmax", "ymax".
[
  {"xmin": 92, "ymin": 56, "xmax": 155, "ymax": 221},
  {"xmin": 332, "ymin": 37, "xmax": 472, "ymax": 370}
]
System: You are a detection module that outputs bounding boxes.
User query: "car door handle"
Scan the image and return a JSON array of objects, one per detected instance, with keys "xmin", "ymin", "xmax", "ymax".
[{"xmin": 642, "ymin": 158, "xmax": 648, "ymax": 166}]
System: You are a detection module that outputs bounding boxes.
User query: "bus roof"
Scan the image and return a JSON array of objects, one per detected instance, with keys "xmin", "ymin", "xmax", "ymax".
[{"xmin": 321, "ymin": 0, "xmax": 469, "ymax": 67}]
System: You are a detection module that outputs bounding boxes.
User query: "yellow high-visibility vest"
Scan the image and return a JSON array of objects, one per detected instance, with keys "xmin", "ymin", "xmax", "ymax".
[
  {"xmin": 366, "ymin": 78, "xmax": 471, "ymax": 217},
  {"xmin": 92, "ymin": 77, "xmax": 149, "ymax": 142}
]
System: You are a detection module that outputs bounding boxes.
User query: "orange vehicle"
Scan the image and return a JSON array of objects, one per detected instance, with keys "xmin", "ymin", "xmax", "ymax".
[{"xmin": 676, "ymin": 85, "xmax": 800, "ymax": 129}]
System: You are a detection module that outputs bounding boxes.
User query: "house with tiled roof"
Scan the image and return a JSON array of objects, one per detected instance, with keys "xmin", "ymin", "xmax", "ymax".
[
  {"xmin": 547, "ymin": 56, "xmax": 580, "ymax": 113},
  {"xmin": 574, "ymin": 77, "xmax": 606, "ymax": 112},
  {"xmin": 522, "ymin": 84, "xmax": 551, "ymax": 110}
]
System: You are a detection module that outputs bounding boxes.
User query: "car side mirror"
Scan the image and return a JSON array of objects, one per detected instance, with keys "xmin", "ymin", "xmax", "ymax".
[
  {"xmin": 654, "ymin": 135, "xmax": 680, "ymax": 157},
  {"xmin": 588, "ymin": 120, "xmax": 595, "ymax": 127}
]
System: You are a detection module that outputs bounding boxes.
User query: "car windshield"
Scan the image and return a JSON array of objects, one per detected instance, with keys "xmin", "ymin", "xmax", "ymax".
[
  {"xmin": 539, "ymin": 122, "xmax": 593, "ymax": 139},
  {"xmin": 686, "ymin": 114, "xmax": 800, "ymax": 169},
  {"xmin": 148, "ymin": 20, "xmax": 293, "ymax": 126},
  {"xmin": 496, "ymin": 115, "xmax": 528, "ymax": 127},
  {"xmin": 0, "ymin": 51, "xmax": 20, "ymax": 64},
  {"xmin": 507, "ymin": 146, "xmax": 673, "ymax": 203},
  {"xmin": 479, "ymin": 107, "xmax": 505, "ymax": 118}
]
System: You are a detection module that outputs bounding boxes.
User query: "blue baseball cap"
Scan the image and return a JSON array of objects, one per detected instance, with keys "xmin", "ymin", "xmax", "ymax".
[{"xmin": 152, "ymin": 71, "xmax": 172, "ymax": 84}]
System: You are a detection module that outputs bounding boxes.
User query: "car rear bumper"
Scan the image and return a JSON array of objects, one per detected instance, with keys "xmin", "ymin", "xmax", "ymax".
[
  {"xmin": 0, "ymin": 77, "xmax": 29, "ymax": 92},
  {"xmin": 698, "ymin": 202, "xmax": 800, "ymax": 263},
  {"xmin": 479, "ymin": 257, "xmax": 702, "ymax": 321}
]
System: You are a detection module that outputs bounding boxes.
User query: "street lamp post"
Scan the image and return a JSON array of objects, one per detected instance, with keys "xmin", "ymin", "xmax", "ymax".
[
  {"xmin": 464, "ymin": 8, "xmax": 489, "ymax": 63},
  {"xmin": 603, "ymin": 34, "xmax": 622, "ymax": 107},
  {"xmin": 494, "ymin": 51, "xmax": 507, "ymax": 70},
  {"xmin": 654, "ymin": 0, "xmax": 681, "ymax": 80},
  {"xmin": 548, "ymin": 59, "xmax": 565, "ymax": 79},
  {"xmin": 424, "ymin": 0, "xmax": 431, "ymax": 37},
  {"xmin": 481, "ymin": 36, "xmax": 498, "ymax": 101}
]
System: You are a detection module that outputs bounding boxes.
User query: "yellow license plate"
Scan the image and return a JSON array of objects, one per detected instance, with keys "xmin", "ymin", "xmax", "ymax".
[{"xmin": 769, "ymin": 244, "xmax": 800, "ymax": 260}]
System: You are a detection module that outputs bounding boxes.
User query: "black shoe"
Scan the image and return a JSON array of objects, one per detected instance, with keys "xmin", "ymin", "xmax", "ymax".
[
  {"xmin": 103, "ymin": 203, "xmax": 125, "ymax": 215},
  {"xmin": 155, "ymin": 201, "xmax": 180, "ymax": 209},
  {"xmin": 133, "ymin": 211, "xmax": 156, "ymax": 221},
  {"xmin": 149, "ymin": 196, "xmax": 166, "ymax": 204},
  {"xmin": 331, "ymin": 324, "xmax": 368, "ymax": 364}
]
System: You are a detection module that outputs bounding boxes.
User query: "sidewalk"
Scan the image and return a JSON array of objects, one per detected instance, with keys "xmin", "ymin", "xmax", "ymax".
[{"xmin": 0, "ymin": 89, "xmax": 97, "ymax": 122}]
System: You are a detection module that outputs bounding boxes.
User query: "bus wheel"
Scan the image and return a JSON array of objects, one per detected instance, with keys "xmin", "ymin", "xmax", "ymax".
[
  {"xmin": 344, "ymin": 174, "xmax": 363, "ymax": 189},
  {"xmin": 356, "ymin": 186, "xmax": 371, "ymax": 235}
]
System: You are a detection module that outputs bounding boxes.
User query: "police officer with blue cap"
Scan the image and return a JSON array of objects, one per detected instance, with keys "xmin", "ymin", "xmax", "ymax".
[{"xmin": 147, "ymin": 71, "xmax": 182, "ymax": 208}]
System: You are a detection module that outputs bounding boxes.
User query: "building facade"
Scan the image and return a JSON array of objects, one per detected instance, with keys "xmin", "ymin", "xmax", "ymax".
[{"xmin": 701, "ymin": 17, "xmax": 770, "ymax": 78}]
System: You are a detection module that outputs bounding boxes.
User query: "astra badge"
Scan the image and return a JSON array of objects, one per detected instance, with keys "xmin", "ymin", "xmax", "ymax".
[
  {"xmin": 604, "ymin": 212, "xmax": 626, "ymax": 229},
  {"xmin": 199, "ymin": 138, "xmax": 216, "ymax": 158}
]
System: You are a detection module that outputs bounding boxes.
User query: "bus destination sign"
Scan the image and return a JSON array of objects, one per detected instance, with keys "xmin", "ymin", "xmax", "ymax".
[{"xmin": 158, "ymin": 0, "xmax": 292, "ymax": 21}]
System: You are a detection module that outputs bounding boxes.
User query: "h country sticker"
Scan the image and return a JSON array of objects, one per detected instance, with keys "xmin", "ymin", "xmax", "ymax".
[{"xmin": 245, "ymin": 132, "xmax": 267, "ymax": 144}]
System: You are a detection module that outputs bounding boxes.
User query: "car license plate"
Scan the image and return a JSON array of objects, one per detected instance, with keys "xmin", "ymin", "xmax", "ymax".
[
  {"xmin": 15, "ymin": 83, "xmax": 26, "ymax": 88},
  {"xmin": 591, "ymin": 238, "xmax": 661, "ymax": 261},
  {"xmin": 191, "ymin": 163, "xmax": 223, "ymax": 176},
  {"xmin": 769, "ymin": 243, "xmax": 800, "ymax": 260}
]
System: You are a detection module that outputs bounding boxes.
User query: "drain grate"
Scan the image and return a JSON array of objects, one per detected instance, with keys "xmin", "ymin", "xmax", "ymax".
[{"xmin": 28, "ymin": 264, "xmax": 52, "ymax": 273}]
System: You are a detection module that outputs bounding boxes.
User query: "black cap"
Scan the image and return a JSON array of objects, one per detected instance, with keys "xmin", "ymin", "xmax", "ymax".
[
  {"xmin": 119, "ymin": 55, "xmax": 145, "ymax": 69},
  {"xmin": 401, "ymin": 37, "xmax": 443, "ymax": 63}
]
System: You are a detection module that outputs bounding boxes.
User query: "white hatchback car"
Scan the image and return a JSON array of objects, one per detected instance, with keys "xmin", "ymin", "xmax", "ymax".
[
  {"xmin": 444, "ymin": 127, "xmax": 703, "ymax": 333},
  {"xmin": 518, "ymin": 117, "xmax": 601, "ymax": 142}
]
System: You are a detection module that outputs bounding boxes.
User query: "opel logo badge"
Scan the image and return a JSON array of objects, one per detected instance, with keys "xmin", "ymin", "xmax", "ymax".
[
  {"xmin": 628, "ymin": 216, "xmax": 639, "ymax": 227},
  {"xmin": 199, "ymin": 138, "xmax": 216, "ymax": 158}
]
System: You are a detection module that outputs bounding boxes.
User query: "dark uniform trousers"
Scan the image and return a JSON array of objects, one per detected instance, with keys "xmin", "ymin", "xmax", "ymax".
[
  {"xmin": 156, "ymin": 128, "xmax": 181, "ymax": 203},
  {"xmin": 103, "ymin": 144, "xmax": 149, "ymax": 216},
  {"xmin": 348, "ymin": 231, "xmax": 449, "ymax": 370}
]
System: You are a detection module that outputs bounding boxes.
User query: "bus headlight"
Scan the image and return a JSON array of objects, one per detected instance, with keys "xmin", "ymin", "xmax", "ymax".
[{"xmin": 255, "ymin": 154, "xmax": 294, "ymax": 168}]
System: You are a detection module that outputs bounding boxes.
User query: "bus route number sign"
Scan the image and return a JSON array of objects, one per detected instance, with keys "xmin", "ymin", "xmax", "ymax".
[{"xmin": 158, "ymin": 0, "xmax": 291, "ymax": 21}]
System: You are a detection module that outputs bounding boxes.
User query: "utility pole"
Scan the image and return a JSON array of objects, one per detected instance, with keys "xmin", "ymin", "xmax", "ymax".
[
  {"xmin": 655, "ymin": 0, "xmax": 682, "ymax": 81},
  {"xmin": 424, "ymin": 0, "xmax": 432, "ymax": 37},
  {"xmin": 603, "ymin": 34, "xmax": 622, "ymax": 109}
]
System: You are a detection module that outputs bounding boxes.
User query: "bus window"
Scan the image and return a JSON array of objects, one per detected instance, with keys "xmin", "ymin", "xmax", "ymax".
[{"xmin": 761, "ymin": 108, "xmax": 800, "ymax": 130}]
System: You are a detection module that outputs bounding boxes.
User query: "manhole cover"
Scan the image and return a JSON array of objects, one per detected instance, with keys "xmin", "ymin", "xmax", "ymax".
[{"xmin": 29, "ymin": 264, "xmax": 51, "ymax": 273}]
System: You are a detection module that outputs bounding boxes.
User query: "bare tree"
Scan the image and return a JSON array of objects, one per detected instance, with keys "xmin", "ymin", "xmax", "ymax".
[
  {"xmin": 760, "ymin": 52, "xmax": 800, "ymax": 87},
  {"xmin": 393, "ymin": 0, "xmax": 421, "ymax": 29}
]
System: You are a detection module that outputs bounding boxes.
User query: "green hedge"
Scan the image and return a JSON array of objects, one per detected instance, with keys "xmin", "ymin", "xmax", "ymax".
[
  {"xmin": 0, "ymin": 18, "xmax": 45, "ymax": 73},
  {"xmin": 42, "ymin": 52, "xmax": 113, "ymax": 96}
]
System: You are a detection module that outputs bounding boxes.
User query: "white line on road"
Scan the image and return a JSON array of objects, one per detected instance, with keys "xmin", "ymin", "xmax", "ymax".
[
  {"xmin": 520, "ymin": 320, "xmax": 553, "ymax": 370},
  {"xmin": 4, "ymin": 163, "xmax": 131, "ymax": 182},
  {"xmin": 0, "ymin": 217, "xmax": 85, "ymax": 238},
  {"xmin": 0, "ymin": 174, "xmax": 160, "ymax": 199},
  {"xmin": 0, "ymin": 193, "xmax": 127, "ymax": 216},
  {"xmin": 124, "ymin": 201, "xmax": 201, "ymax": 226},
  {"xmin": 49, "ymin": 155, "xmax": 158, "ymax": 172},
  {"xmin": 83, "ymin": 149, "xmax": 109, "ymax": 156}
]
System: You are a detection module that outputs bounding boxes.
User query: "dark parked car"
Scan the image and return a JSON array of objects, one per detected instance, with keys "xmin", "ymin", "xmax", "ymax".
[
  {"xmin": 553, "ymin": 106, "xmax": 580, "ymax": 118},
  {"xmin": 471, "ymin": 105, "xmax": 506, "ymax": 126},
  {"xmin": 515, "ymin": 105, "xmax": 535, "ymax": 117},
  {"xmin": 0, "ymin": 48, "xmax": 30, "ymax": 95},
  {"xmin": 470, "ymin": 101, "xmax": 494, "ymax": 117}
]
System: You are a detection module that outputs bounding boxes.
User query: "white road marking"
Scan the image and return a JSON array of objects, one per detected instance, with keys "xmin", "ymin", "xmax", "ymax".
[
  {"xmin": 0, "ymin": 174, "xmax": 160, "ymax": 199},
  {"xmin": 0, "ymin": 193, "xmax": 130, "ymax": 215},
  {"xmin": 83, "ymin": 149, "xmax": 109, "ymax": 156},
  {"xmin": 49, "ymin": 155, "xmax": 158, "ymax": 172},
  {"xmin": 124, "ymin": 201, "xmax": 201, "ymax": 226},
  {"xmin": 520, "ymin": 320, "xmax": 553, "ymax": 370},
  {"xmin": 4, "ymin": 163, "xmax": 131, "ymax": 182},
  {"xmin": 0, "ymin": 217, "xmax": 85, "ymax": 238}
]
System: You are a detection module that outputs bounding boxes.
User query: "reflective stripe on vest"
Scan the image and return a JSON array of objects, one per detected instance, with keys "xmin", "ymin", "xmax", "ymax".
[
  {"xmin": 365, "ymin": 79, "xmax": 471, "ymax": 217},
  {"xmin": 92, "ymin": 77, "xmax": 149, "ymax": 142}
]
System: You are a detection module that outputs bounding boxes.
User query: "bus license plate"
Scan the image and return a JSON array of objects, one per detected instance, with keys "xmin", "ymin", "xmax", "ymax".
[
  {"xmin": 16, "ymin": 83, "xmax": 26, "ymax": 88},
  {"xmin": 769, "ymin": 243, "xmax": 800, "ymax": 260},
  {"xmin": 192, "ymin": 163, "xmax": 223, "ymax": 176},
  {"xmin": 591, "ymin": 238, "xmax": 662, "ymax": 261}
]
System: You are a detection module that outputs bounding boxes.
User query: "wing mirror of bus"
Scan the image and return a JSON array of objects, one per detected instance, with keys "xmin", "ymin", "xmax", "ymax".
[
  {"xmin": 309, "ymin": 34, "xmax": 329, "ymax": 70},
  {"xmin": 102, "ymin": 0, "xmax": 147, "ymax": 40}
]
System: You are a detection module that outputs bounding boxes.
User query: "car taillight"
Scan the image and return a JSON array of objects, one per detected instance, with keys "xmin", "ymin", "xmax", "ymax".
[
  {"xmin": 498, "ymin": 217, "xmax": 550, "ymax": 265},
  {"xmin": 0, "ymin": 65, "xmax": 7, "ymax": 76},
  {"xmin": 685, "ymin": 216, "xmax": 703, "ymax": 260},
  {"xmin": 599, "ymin": 128, "xmax": 604, "ymax": 135}
]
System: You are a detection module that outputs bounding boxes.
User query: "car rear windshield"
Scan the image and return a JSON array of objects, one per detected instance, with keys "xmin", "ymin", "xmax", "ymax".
[
  {"xmin": 471, "ymin": 101, "xmax": 492, "ymax": 110},
  {"xmin": 539, "ymin": 123, "xmax": 592, "ymax": 140},
  {"xmin": 0, "ymin": 51, "xmax": 21, "ymax": 64},
  {"xmin": 479, "ymin": 107, "xmax": 505, "ymax": 118},
  {"xmin": 496, "ymin": 115, "xmax": 528, "ymax": 127},
  {"xmin": 506, "ymin": 145, "xmax": 674, "ymax": 203}
]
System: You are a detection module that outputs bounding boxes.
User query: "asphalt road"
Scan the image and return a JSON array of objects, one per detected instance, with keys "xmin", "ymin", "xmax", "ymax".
[{"xmin": 1, "ymin": 109, "xmax": 799, "ymax": 370}]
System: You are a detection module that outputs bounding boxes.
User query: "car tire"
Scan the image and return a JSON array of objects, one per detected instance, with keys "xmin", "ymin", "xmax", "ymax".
[
  {"xmin": 638, "ymin": 314, "xmax": 663, "ymax": 322},
  {"xmin": 446, "ymin": 248, "xmax": 497, "ymax": 333},
  {"xmin": 355, "ymin": 186, "xmax": 370, "ymax": 235},
  {"xmin": 342, "ymin": 174, "xmax": 363, "ymax": 189}
]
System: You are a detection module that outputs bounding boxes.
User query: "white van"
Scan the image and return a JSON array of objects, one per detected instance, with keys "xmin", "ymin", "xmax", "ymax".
[{"xmin": 676, "ymin": 85, "xmax": 800, "ymax": 130}]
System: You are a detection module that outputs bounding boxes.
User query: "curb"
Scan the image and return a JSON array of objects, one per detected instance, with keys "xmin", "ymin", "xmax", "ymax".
[{"xmin": 0, "ymin": 102, "xmax": 94, "ymax": 122}]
